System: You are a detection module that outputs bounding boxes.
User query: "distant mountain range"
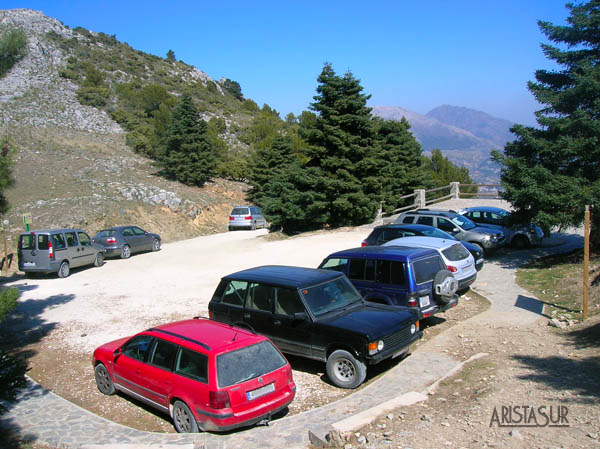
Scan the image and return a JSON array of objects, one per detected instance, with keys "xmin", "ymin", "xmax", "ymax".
[{"xmin": 372, "ymin": 105, "xmax": 516, "ymax": 183}]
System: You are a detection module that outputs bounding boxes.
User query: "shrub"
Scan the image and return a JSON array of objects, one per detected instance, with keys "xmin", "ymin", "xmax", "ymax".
[{"xmin": 0, "ymin": 28, "xmax": 28, "ymax": 78}]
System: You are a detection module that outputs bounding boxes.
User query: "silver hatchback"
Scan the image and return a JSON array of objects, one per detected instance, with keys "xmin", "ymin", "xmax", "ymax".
[{"xmin": 228, "ymin": 206, "xmax": 268, "ymax": 231}]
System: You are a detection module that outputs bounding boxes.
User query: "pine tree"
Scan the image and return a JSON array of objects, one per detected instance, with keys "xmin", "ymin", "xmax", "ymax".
[
  {"xmin": 492, "ymin": 1, "xmax": 600, "ymax": 246},
  {"xmin": 0, "ymin": 136, "xmax": 15, "ymax": 214},
  {"xmin": 261, "ymin": 163, "xmax": 328, "ymax": 233},
  {"xmin": 160, "ymin": 95, "xmax": 215, "ymax": 186},
  {"xmin": 373, "ymin": 117, "xmax": 427, "ymax": 213},
  {"xmin": 303, "ymin": 63, "xmax": 381, "ymax": 227},
  {"xmin": 247, "ymin": 136, "xmax": 298, "ymax": 204}
]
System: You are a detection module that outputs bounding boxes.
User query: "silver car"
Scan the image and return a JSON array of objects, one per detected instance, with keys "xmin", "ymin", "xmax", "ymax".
[
  {"xmin": 459, "ymin": 207, "xmax": 544, "ymax": 249},
  {"xmin": 92, "ymin": 226, "xmax": 161, "ymax": 259},
  {"xmin": 18, "ymin": 228, "xmax": 105, "ymax": 278},
  {"xmin": 228, "ymin": 206, "xmax": 268, "ymax": 231}
]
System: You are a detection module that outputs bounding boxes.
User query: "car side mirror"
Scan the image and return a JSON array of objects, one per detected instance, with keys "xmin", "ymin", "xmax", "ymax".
[{"xmin": 293, "ymin": 312, "xmax": 308, "ymax": 321}]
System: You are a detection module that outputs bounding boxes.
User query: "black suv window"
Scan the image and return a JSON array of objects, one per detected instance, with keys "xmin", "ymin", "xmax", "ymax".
[
  {"xmin": 302, "ymin": 277, "xmax": 362, "ymax": 317},
  {"xmin": 274, "ymin": 287, "xmax": 305, "ymax": 316},
  {"xmin": 413, "ymin": 256, "xmax": 445, "ymax": 284},
  {"xmin": 222, "ymin": 280, "xmax": 249, "ymax": 306},
  {"xmin": 247, "ymin": 283, "xmax": 273, "ymax": 312},
  {"xmin": 175, "ymin": 347, "xmax": 208, "ymax": 383},
  {"xmin": 123, "ymin": 335, "xmax": 153, "ymax": 361},
  {"xmin": 149, "ymin": 339, "xmax": 178, "ymax": 370}
]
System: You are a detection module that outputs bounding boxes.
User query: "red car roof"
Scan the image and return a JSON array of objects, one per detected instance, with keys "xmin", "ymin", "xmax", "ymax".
[{"xmin": 146, "ymin": 318, "xmax": 265, "ymax": 354}]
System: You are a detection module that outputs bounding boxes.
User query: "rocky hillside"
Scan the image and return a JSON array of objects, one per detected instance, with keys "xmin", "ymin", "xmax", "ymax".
[
  {"xmin": 372, "ymin": 105, "xmax": 516, "ymax": 183},
  {"xmin": 0, "ymin": 9, "xmax": 248, "ymax": 256}
]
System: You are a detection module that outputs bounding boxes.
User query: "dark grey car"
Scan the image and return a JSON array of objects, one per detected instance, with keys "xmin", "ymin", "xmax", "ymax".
[
  {"xmin": 18, "ymin": 228, "xmax": 105, "ymax": 278},
  {"xmin": 92, "ymin": 226, "xmax": 161, "ymax": 259},
  {"xmin": 396, "ymin": 209, "xmax": 505, "ymax": 254}
]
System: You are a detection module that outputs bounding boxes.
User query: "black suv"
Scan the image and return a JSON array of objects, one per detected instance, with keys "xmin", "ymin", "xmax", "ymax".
[
  {"xmin": 208, "ymin": 266, "xmax": 422, "ymax": 389},
  {"xmin": 396, "ymin": 209, "xmax": 505, "ymax": 253}
]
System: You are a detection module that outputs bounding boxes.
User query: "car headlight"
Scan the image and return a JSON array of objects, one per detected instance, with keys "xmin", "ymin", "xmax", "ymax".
[
  {"xmin": 368, "ymin": 340, "xmax": 384, "ymax": 355},
  {"xmin": 482, "ymin": 235, "xmax": 491, "ymax": 241},
  {"xmin": 411, "ymin": 323, "xmax": 417, "ymax": 334}
]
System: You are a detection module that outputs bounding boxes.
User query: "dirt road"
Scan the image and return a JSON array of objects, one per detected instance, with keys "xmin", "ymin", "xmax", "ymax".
[{"xmin": 7, "ymin": 227, "xmax": 370, "ymax": 353}]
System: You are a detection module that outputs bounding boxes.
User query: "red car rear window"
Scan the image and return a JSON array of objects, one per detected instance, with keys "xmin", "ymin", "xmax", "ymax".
[{"xmin": 216, "ymin": 341, "xmax": 285, "ymax": 388}]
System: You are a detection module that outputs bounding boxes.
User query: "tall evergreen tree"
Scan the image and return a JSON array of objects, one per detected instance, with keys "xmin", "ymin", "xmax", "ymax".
[
  {"xmin": 247, "ymin": 136, "xmax": 299, "ymax": 204},
  {"xmin": 261, "ymin": 163, "xmax": 328, "ymax": 233},
  {"xmin": 374, "ymin": 117, "xmax": 427, "ymax": 213},
  {"xmin": 160, "ymin": 95, "xmax": 215, "ymax": 186},
  {"xmin": 303, "ymin": 63, "xmax": 381, "ymax": 227},
  {"xmin": 492, "ymin": 1, "xmax": 600, "ymax": 246}
]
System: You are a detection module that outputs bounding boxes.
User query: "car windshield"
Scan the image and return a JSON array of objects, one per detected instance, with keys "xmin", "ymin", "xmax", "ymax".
[
  {"xmin": 301, "ymin": 277, "xmax": 362, "ymax": 317},
  {"xmin": 231, "ymin": 207, "xmax": 250, "ymax": 215},
  {"xmin": 217, "ymin": 341, "xmax": 286, "ymax": 387},
  {"xmin": 418, "ymin": 227, "xmax": 457, "ymax": 240},
  {"xmin": 451, "ymin": 215, "xmax": 476, "ymax": 230}
]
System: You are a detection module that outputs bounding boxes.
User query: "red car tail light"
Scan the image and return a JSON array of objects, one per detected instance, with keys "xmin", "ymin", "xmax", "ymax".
[
  {"xmin": 361, "ymin": 240, "xmax": 368, "ymax": 247},
  {"xmin": 229, "ymin": 216, "xmax": 234, "ymax": 221},
  {"xmin": 208, "ymin": 310, "xmax": 213, "ymax": 319},
  {"xmin": 48, "ymin": 240, "xmax": 53, "ymax": 260},
  {"xmin": 287, "ymin": 367, "xmax": 293, "ymax": 384},
  {"xmin": 408, "ymin": 297, "xmax": 418, "ymax": 307},
  {"xmin": 244, "ymin": 215, "xmax": 252, "ymax": 221},
  {"xmin": 106, "ymin": 237, "xmax": 116, "ymax": 244},
  {"xmin": 209, "ymin": 390, "xmax": 230, "ymax": 409},
  {"xmin": 447, "ymin": 265, "xmax": 457, "ymax": 273}
]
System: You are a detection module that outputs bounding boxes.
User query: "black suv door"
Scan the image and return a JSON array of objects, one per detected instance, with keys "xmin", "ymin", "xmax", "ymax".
[{"xmin": 270, "ymin": 286, "xmax": 313, "ymax": 357}]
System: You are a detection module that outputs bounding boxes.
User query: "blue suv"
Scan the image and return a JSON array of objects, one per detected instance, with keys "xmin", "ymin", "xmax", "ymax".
[{"xmin": 318, "ymin": 246, "xmax": 458, "ymax": 319}]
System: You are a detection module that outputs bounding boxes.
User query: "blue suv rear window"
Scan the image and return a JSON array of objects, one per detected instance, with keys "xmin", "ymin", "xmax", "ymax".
[{"xmin": 413, "ymin": 257, "xmax": 444, "ymax": 284}]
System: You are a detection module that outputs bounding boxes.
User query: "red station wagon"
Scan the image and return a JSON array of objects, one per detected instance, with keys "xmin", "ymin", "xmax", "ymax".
[{"xmin": 92, "ymin": 318, "xmax": 296, "ymax": 433}]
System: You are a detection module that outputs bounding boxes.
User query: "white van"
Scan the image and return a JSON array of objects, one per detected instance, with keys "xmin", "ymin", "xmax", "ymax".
[{"xmin": 383, "ymin": 236, "xmax": 477, "ymax": 294}]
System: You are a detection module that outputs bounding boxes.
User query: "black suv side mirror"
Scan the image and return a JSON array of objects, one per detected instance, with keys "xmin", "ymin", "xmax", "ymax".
[{"xmin": 293, "ymin": 312, "xmax": 308, "ymax": 321}]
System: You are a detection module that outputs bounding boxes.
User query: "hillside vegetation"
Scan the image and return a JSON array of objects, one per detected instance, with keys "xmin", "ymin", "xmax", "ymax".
[{"xmin": 0, "ymin": 9, "xmax": 476, "ymax": 251}]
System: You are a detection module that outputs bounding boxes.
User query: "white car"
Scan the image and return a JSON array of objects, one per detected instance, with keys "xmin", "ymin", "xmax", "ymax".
[{"xmin": 383, "ymin": 236, "xmax": 477, "ymax": 294}]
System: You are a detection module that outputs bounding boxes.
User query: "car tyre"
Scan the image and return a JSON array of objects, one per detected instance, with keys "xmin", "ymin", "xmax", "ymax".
[
  {"xmin": 433, "ymin": 269, "xmax": 458, "ymax": 305},
  {"xmin": 172, "ymin": 400, "xmax": 199, "ymax": 433},
  {"xmin": 152, "ymin": 238, "xmax": 161, "ymax": 252},
  {"xmin": 512, "ymin": 235, "xmax": 529, "ymax": 250},
  {"xmin": 251, "ymin": 221, "xmax": 257, "ymax": 231},
  {"xmin": 58, "ymin": 261, "xmax": 70, "ymax": 278},
  {"xmin": 326, "ymin": 349, "xmax": 366, "ymax": 389},
  {"xmin": 228, "ymin": 226, "xmax": 234, "ymax": 232},
  {"xmin": 94, "ymin": 252, "xmax": 104, "ymax": 267},
  {"xmin": 120, "ymin": 245, "xmax": 131, "ymax": 259},
  {"xmin": 471, "ymin": 242, "xmax": 485, "ymax": 254},
  {"xmin": 94, "ymin": 363, "xmax": 115, "ymax": 395}
]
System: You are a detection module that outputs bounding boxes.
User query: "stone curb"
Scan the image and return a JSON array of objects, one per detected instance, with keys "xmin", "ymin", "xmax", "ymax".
[{"xmin": 323, "ymin": 352, "xmax": 490, "ymax": 446}]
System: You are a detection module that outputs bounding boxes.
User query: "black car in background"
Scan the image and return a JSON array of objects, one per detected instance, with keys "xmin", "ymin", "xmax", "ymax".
[
  {"xmin": 92, "ymin": 225, "xmax": 161, "ymax": 259},
  {"xmin": 362, "ymin": 224, "xmax": 484, "ymax": 271},
  {"xmin": 208, "ymin": 265, "xmax": 422, "ymax": 389}
]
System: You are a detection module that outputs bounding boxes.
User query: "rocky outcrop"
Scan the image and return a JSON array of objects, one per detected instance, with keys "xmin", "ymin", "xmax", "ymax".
[{"xmin": 0, "ymin": 9, "xmax": 122, "ymax": 134}]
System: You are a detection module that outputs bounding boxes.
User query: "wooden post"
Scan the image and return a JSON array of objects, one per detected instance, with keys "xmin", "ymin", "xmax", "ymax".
[{"xmin": 583, "ymin": 205, "xmax": 590, "ymax": 320}]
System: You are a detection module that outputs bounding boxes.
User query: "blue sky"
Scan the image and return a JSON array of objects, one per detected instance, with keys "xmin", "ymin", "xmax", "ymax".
[{"xmin": 4, "ymin": 1, "xmax": 571, "ymax": 125}]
